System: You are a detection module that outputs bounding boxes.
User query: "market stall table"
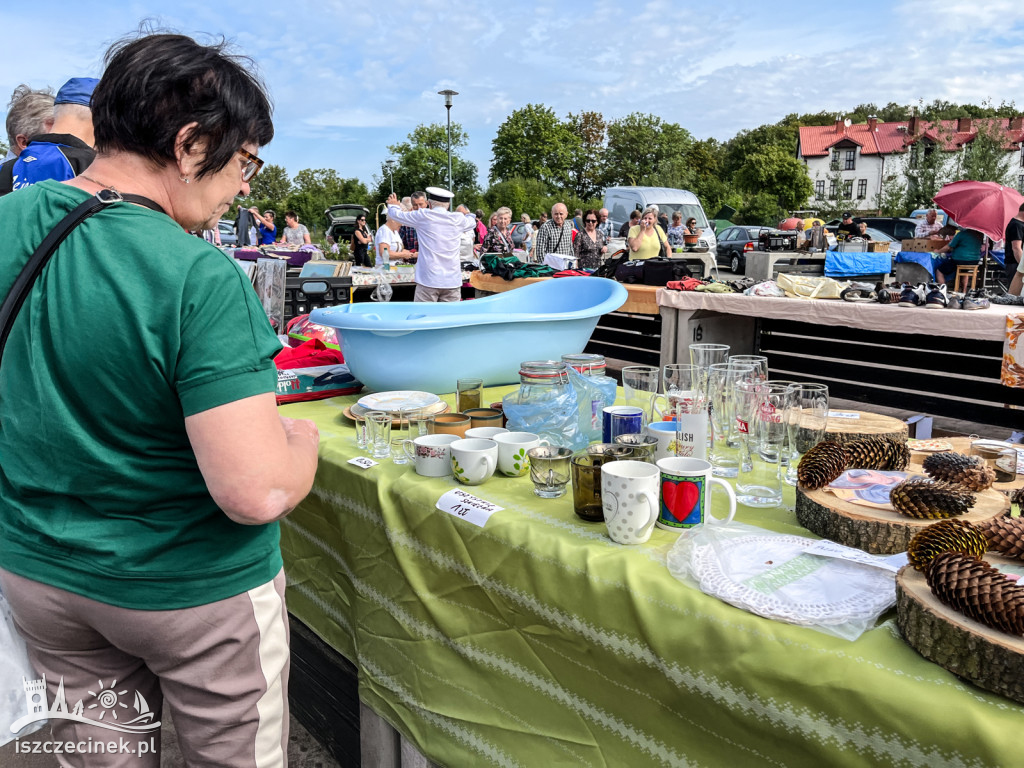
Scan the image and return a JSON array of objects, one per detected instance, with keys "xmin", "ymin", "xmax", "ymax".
[
  {"xmin": 278, "ymin": 387, "xmax": 1024, "ymax": 767},
  {"xmin": 657, "ymin": 289, "xmax": 1024, "ymax": 428},
  {"xmin": 744, "ymin": 251, "xmax": 827, "ymax": 281}
]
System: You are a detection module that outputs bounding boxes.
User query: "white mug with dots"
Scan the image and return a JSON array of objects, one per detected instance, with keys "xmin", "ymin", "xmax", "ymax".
[{"xmin": 600, "ymin": 460, "xmax": 659, "ymax": 545}]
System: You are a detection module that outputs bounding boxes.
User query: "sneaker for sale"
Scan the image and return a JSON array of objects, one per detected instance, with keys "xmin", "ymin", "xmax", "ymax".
[
  {"xmin": 990, "ymin": 292, "xmax": 1024, "ymax": 306},
  {"xmin": 962, "ymin": 291, "xmax": 991, "ymax": 311},
  {"xmin": 875, "ymin": 283, "xmax": 902, "ymax": 305},
  {"xmin": 946, "ymin": 292, "xmax": 963, "ymax": 310},
  {"xmin": 924, "ymin": 284, "xmax": 948, "ymax": 309},
  {"xmin": 897, "ymin": 283, "xmax": 925, "ymax": 307}
]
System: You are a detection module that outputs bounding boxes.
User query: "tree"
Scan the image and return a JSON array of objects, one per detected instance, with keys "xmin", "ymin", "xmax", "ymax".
[
  {"xmin": 0, "ymin": 139, "xmax": 7, "ymax": 157},
  {"xmin": 734, "ymin": 145, "xmax": 814, "ymax": 212},
  {"xmin": 282, "ymin": 169, "xmax": 368, "ymax": 232},
  {"xmin": 721, "ymin": 123, "xmax": 797, "ymax": 178},
  {"xmin": 563, "ymin": 111, "xmax": 607, "ymax": 200},
  {"xmin": 604, "ymin": 113, "xmax": 692, "ymax": 186},
  {"xmin": 247, "ymin": 163, "xmax": 292, "ymax": 209},
  {"xmin": 490, "ymin": 104, "xmax": 574, "ymax": 192},
  {"xmin": 953, "ymin": 120, "xmax": 1014, "ymax": 185},
  {"xmin": 373, "ymin": 122, "xmax": 479, "ymax": 206},
  {"xmin": 736, "ymin": 192, "xmax": 785, "ymax": 226}
]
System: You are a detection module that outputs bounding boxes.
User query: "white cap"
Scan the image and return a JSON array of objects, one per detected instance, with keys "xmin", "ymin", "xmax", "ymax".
[{"xmin": 425, "ymin": 186, "xmax": 454, "ymax": 203}]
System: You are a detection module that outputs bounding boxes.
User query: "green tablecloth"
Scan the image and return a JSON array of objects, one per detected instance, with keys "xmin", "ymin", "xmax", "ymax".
[{"xmin": 280, "ymin": 388, "xmax": 1020, "ymax": 767}]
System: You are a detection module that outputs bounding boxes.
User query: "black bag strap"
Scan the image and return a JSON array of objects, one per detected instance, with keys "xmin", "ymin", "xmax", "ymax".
[{"xmin": 0, "ymin": 188, "xmax": 165, "ymax": 360}]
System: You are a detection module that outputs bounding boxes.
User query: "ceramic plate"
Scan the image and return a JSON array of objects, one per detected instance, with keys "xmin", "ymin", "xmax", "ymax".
[
  {"xmin": 358, "ymin": 391, "xmax": 440, "ymax": 412},
  {"xmin": 907, "ymin": 439, "xmax": 954, "ymax": 453},
  {"xmin": 345, "ymin": 401, "xmax": 449, "ymax": 422}
]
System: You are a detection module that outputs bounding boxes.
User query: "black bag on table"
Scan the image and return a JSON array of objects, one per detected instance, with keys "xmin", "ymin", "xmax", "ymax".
[
  {"xmin": 642, "ymin": 257, "xmax": 692, "ymax": 285},
  {"xmin": 614, "ymin": 260, "xmax": 647, "ymax": 284}
]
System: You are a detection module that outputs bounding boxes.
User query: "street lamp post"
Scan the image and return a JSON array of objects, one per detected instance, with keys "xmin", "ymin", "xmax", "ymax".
[
  {"xmin": 438, "ymin": 89, "xmax": 458, "ymax": 192},
  {"xmin": 384, "ymin": 159, "xmax": 396, "ymax": 195}
]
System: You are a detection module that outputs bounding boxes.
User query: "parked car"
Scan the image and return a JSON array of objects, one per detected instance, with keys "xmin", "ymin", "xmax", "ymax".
[
  {"xmin": 325, "ymin": 204, "xmax": 371, "ymax": 245},
  {"xmin": 857, "ymin": 217, "xmax": 918, "ymax": 240},
  {"xmin": 715, "ymin": 225, "xmax": 783, "ymax": 273},
  {"xmin": 217, "ymin": 219, "xmax": 237, "ymax": 246},
  {"xmin": 604, "ymin": 186, "xmax": 717, "ymax": 258},
  {"xmin": 509, "ymin": 221, "xmax": 536, "ymax": 248}
]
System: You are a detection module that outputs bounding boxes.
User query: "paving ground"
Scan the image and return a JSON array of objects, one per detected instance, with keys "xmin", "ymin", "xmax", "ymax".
[{"xmin": 0, "ymin": 704, "xmax": 341, "ymax": 768}]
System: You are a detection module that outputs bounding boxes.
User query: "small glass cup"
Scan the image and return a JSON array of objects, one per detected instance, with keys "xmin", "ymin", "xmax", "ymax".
[
  {"xmin": 366, "ymin": 412, "xmax": 393, "ymax": 460},
  {"xmin": 971, "ymin": 439, "xmax": 1018, "ymax": 483},
  {"xmin": 571, "ymin": 453, "xmax": 614, "ymax": 522},
  {"xmin": 358, "ymin": 410, "xmax": 385, "ymax": 453},
  {"xmin": 456, "ymin": 378, "xmax": 483, "ymax": 413},
  {"xmin": 528, "ymin": 446, "xmax": 573, "ymax": 498},
  {"xmin": 406, "ymin": 408, "xmax": 431, "ymax": 438},
  {"xmin": 613, "ymin": 433, "xmax": 659, "ymax": 463}
]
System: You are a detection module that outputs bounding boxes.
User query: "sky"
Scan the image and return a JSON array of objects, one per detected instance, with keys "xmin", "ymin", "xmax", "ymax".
[{"xmin": 3, "ymin": 0, "xmax": 1024, "ymax": 194}]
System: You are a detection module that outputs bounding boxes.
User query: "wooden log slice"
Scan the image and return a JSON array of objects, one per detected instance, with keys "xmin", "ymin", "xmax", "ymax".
[
  {"xmin": 795, "ymin": 476, "xmax": 1009, "ymax": 554},
  {"xmin": 896, "ymin": 557, "xmax": 1024, "ymax": 705},
  {"xmin": 824, "ymin": 410, "xmax": 908, "ymax": 444}
]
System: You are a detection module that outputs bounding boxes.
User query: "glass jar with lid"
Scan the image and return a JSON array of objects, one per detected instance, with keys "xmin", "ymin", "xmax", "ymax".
[
  {"xmin": 561, "ymin": 354, "xmax": 618, "ymax": 444},
  {"xmin": 501, "ymin": 361, "xmax": 582, "ymax": 448}
]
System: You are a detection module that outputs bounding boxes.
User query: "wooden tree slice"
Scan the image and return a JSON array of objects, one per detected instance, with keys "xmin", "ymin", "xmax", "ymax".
[
  {"xmin": 896, "ymin": 557, "xmax": 1024, "ymax": 705},
  {"xmin": 824, "ymin": 411, "xmax": 908, "ymax": 444},
  {"xmin": 795, "ymin": 476, "xmax": 1009, "ymax": 554}
]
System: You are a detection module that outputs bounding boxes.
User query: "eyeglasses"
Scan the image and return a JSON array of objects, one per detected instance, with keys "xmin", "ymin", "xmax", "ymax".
[
  {"xmin": 237, "ymin": 147, "xmax": 264, "ymax": 182},
  {"xmin": 585, "ymin": 218, "xmax": 597, "ymax": 223}
]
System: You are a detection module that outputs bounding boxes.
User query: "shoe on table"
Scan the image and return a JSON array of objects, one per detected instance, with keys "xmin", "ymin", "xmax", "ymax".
[
  {"xmin": 946, "ymin": 292, "xmax": 963, "ymax": 310},
  {"xmin": 962, "ymin": 291, "xmax": 991, "ymax": 311},
  {"xmin": 924, "ymin": 284, "xmax": 948, "ymax": 309},
  {"xmin": 897, "ymin": 283, "xmax": 925, "ymax": 307},
  {"xmin": 875, "ymin": 283, "xmax": 902, "ymax": 304}
]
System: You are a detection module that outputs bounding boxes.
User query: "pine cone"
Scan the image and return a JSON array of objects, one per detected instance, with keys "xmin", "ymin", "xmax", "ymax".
[
  {"xmin": 890, "ymin": 477, "xmax": 976, "ymax": 519},
  {"xmin": 926, "ymin": 551, "xmax": 1024, "ymax": 636},
  {"xmin": 978, "ymin": 515, "xmax": 1024, "ymax": 560},
  {"xmin": 922, "ymin": 452, "xmax": 996, "ymax": 491},
  {"xmin": 907, "ymin": 519, "xmax": 987, "ymax": 572},
  {"xmin": 797, "ymin": 440, "xmax": 847, "ymax": 490},
  {"xmin": 844, "ymin": 436, "xmax": 909, "ymax": 471}
]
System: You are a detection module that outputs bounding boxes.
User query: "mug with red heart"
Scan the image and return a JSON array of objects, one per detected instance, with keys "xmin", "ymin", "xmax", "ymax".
[{"xmin": 655, "ymin": 457, "xmax": 736, "ymax": 532}]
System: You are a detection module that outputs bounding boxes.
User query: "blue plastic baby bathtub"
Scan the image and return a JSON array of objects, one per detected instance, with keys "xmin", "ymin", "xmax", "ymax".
[{"xmin": 309, "ymin": 276, "xmax": 628, "ymax": 394}]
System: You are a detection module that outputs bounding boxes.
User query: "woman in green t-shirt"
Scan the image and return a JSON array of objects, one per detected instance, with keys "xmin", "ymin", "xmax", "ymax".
[{"xmin": 627, "ymin": 206, "xmax": 671, "ymax": 259}]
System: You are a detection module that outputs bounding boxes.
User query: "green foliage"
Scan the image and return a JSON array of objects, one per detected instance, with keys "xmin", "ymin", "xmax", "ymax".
[
  {"xmin": 952, "ymin": 119, "xmax": 1014, "ymax": 185},
  {"xmin": 247, "ymin": 163, "xmax": 292, "ymax": 209},
  {"xmin": 812, "ymin": 167, "xmax": 859, "ymax": 221},
  {"xmin": 604, "ymin": 113, "xmax": 692, "ymax": 186},
  {"xmin": 721, "ymin": 123, "xmax": 797, "ymax": 178},
  {"xmin": 563, "ymin": 111, "xmax": 608, "ymax": 200},
  {"xmin": 372, "ymin": 122, "xmax": 479, "ymax": 209},
  {"xmin": 734, "ymin": 145, "xmax": 814, "ymax": 212},
  {"xmin": 736, "ymin": 192, "xmax": 785, "ymax": 226},
  {"xmin": 0, "ymin": 139, "xmax": 7, "ymax": 157},
  {"xmin": 490, "ymin": 104, "xmax": 575, "ymax": 190}
]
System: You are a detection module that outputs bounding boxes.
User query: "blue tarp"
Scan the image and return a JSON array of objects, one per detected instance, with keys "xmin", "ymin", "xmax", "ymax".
[{"xmin": 824, "ymin": 250, "xmax": 892, "ymax": 277}]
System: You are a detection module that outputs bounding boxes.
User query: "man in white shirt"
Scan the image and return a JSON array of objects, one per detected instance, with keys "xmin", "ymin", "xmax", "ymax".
[
  {"xmin": 386, "ymin": 187, "xmax": 477, "ymax": 302},
  {"xmin": 915, "ymin": 209, "xmax": 943, "ymax": 238},
  {"xmin": 372, "ymin": 214, "xmax": 413, "ymax": 268}
]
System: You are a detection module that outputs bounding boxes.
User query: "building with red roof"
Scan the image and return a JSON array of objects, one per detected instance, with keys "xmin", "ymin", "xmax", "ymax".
[{"xmin": 797, "ymin": 116, "xmax": 1024, "ymax": 211}]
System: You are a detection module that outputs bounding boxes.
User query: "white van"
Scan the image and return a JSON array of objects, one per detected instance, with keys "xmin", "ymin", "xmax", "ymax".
[{"xmin": 604, "ymin": 186, "xmax": 717, "ymax": 257}]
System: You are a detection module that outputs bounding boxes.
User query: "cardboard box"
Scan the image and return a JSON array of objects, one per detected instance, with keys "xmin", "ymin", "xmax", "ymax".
[
  {"xmin": 901, "ymin": 238, "xmax": 942, "ymax": 253},
  {"xmin": 867, "ymin": 241, "xmax": 891, "ymax": 252}
]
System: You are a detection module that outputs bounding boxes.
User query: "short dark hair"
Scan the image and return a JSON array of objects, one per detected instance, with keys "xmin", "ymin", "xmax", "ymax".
[
  {"xmin": 583, "ymin": 208, "xmax": 599, "ymax": 223},
  {"xmin": 92, "ymin": 33, "xmax": 273, "ymax": 179},
  {"xmin": 285, "ymin": 210, "xmax": 297, "ymax": 220},
  {"xmin": 411, "ymin": 190, "xmax": 426, "ymax": 200},
  {"xmin": 629, "ymin": 209, "xmax": 641, "ymax": 220}
]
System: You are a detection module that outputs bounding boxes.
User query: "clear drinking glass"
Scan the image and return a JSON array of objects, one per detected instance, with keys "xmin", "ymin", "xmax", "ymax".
[
  {"xmin": 736, "ymin": 382, "xmax": 794, "ymax": 507},
  {"xmin": 764, "ymin": 379, "xmax": 799, "ymax": 466},
  {"xmin": 728, "ymin": 355, "xmax": 769, "ymax": 381},
  {"xmin": 358, "ymin": 410, "xmax": 385, "ymax": 453},
  {"xmin": 390, "ymin": 409, "xmax": 414, "ymax": 464},
  {"xmin": 707, "ymin": 362, "xmax": 756, "ymax": 477},
  {"xmin": 785, "ymin": 384, "xmax": 829, "ymax": 485},
  {"xmin": 366, "ymin": 412, "xmax": 393, "ymax": 460},
  {"xmin": 622, "ymin": 365, "xmax": 660, "ymax": 427},
  {"xmin": 456, "ymin": 378, "xmax": 483, "ymax": 413},
  {"xmin": 688, "ymin": 343, "xmax": 730, "ymax": 369}
]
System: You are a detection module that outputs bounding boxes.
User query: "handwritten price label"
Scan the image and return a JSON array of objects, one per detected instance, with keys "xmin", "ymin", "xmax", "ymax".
[
  {"xmin": 805, "ymin": 540, "xmax": 906, "ymax": 573},
  {"xmin": 348, "ymin": 456, "xmax": 379, "ymax": 469},
  {"xmin": 827, "ymin": 411, "xmax": 860, "ymax": 419},
  {"xmin": 436, "ymin": 489, "xmax": 503, "ymax": 528}
]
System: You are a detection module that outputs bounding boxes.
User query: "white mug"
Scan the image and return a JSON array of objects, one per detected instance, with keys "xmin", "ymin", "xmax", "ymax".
[
  {"xmin": 450, "ymin": 438, "xmax": 498, "ymax": 486},
  {"xmin": 403, "ymin": 434, "xmax": 460, "ymax": 477},
  {"xmin": 645, "ymin": 421, "xmax": 678, "ymax": 462},
  {"xmin": 493, "ymin": 431, "xmax": 544, "ymax": 477},
  {"xmin": 465, "ymin": 426, "xmax": 509, "ymax": 440},
  {"xmin": 655, "ymin": 457, "xmax": 736, "ymax": 532},
  {"xmin": 601, "ymin": 460, "xmax": 659, "ymax": 545}
]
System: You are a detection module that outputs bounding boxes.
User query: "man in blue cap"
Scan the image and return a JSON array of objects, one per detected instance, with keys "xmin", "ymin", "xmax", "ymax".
[{"xmin": 0, "ymin": 77, "xmax": 98, "ymax": 195}]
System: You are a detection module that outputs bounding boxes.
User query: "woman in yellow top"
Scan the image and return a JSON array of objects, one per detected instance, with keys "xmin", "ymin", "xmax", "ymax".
[{"xmin": 627, "ymin": 206, "xmax": 670, "ymax": 259}]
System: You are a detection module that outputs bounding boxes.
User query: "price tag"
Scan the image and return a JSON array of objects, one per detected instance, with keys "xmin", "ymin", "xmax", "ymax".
[
  {"xmin": 348, "ymin": 456, "xmax": 379, "ymax": 469},
  {"xmin": 805, "ymin": 540, "xmax": 907, "ymax": 573},
  {"xmin": 827, "ymin": 410, "xmax": 861, "ymax": 419},
  {"xmin": 436, "ymin": 489, "xmax": 503, "ymax": 528}
]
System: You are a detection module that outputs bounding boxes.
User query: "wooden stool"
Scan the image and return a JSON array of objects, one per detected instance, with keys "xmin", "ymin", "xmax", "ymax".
[{"xmin": 954, "ymin": 264, "xmax": 978, "ymax": 293}]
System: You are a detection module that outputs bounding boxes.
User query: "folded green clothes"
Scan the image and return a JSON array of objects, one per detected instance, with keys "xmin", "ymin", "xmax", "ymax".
[{"xmin": 481, "ymin": 254, "xmax": 556, "ymax": 280}]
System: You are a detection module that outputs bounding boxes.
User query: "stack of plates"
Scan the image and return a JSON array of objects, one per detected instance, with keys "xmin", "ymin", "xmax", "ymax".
[{"xmin": 346, "ymin": 391, "xmax": 449, "ymax": 421}]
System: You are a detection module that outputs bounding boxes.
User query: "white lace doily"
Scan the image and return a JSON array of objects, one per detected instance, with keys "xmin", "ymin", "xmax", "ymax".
[{"xmin": 667, "ymin": 534, "xmax": 895, "ymax": 626}]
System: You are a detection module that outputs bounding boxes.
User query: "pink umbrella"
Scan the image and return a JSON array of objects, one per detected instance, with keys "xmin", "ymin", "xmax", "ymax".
[
  {"xmin": 778, "ymin": 217, "xmax": 802, "ymax": 231},
  {"xmin": 932, "ymin": 181, "xmax": 1024, "ymax": 242}
]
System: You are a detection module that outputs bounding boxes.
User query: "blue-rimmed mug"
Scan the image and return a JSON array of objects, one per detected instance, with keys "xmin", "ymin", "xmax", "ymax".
[{"xmin": 602, "ymin": 405, "xmax": 644, "ymax": 444}]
